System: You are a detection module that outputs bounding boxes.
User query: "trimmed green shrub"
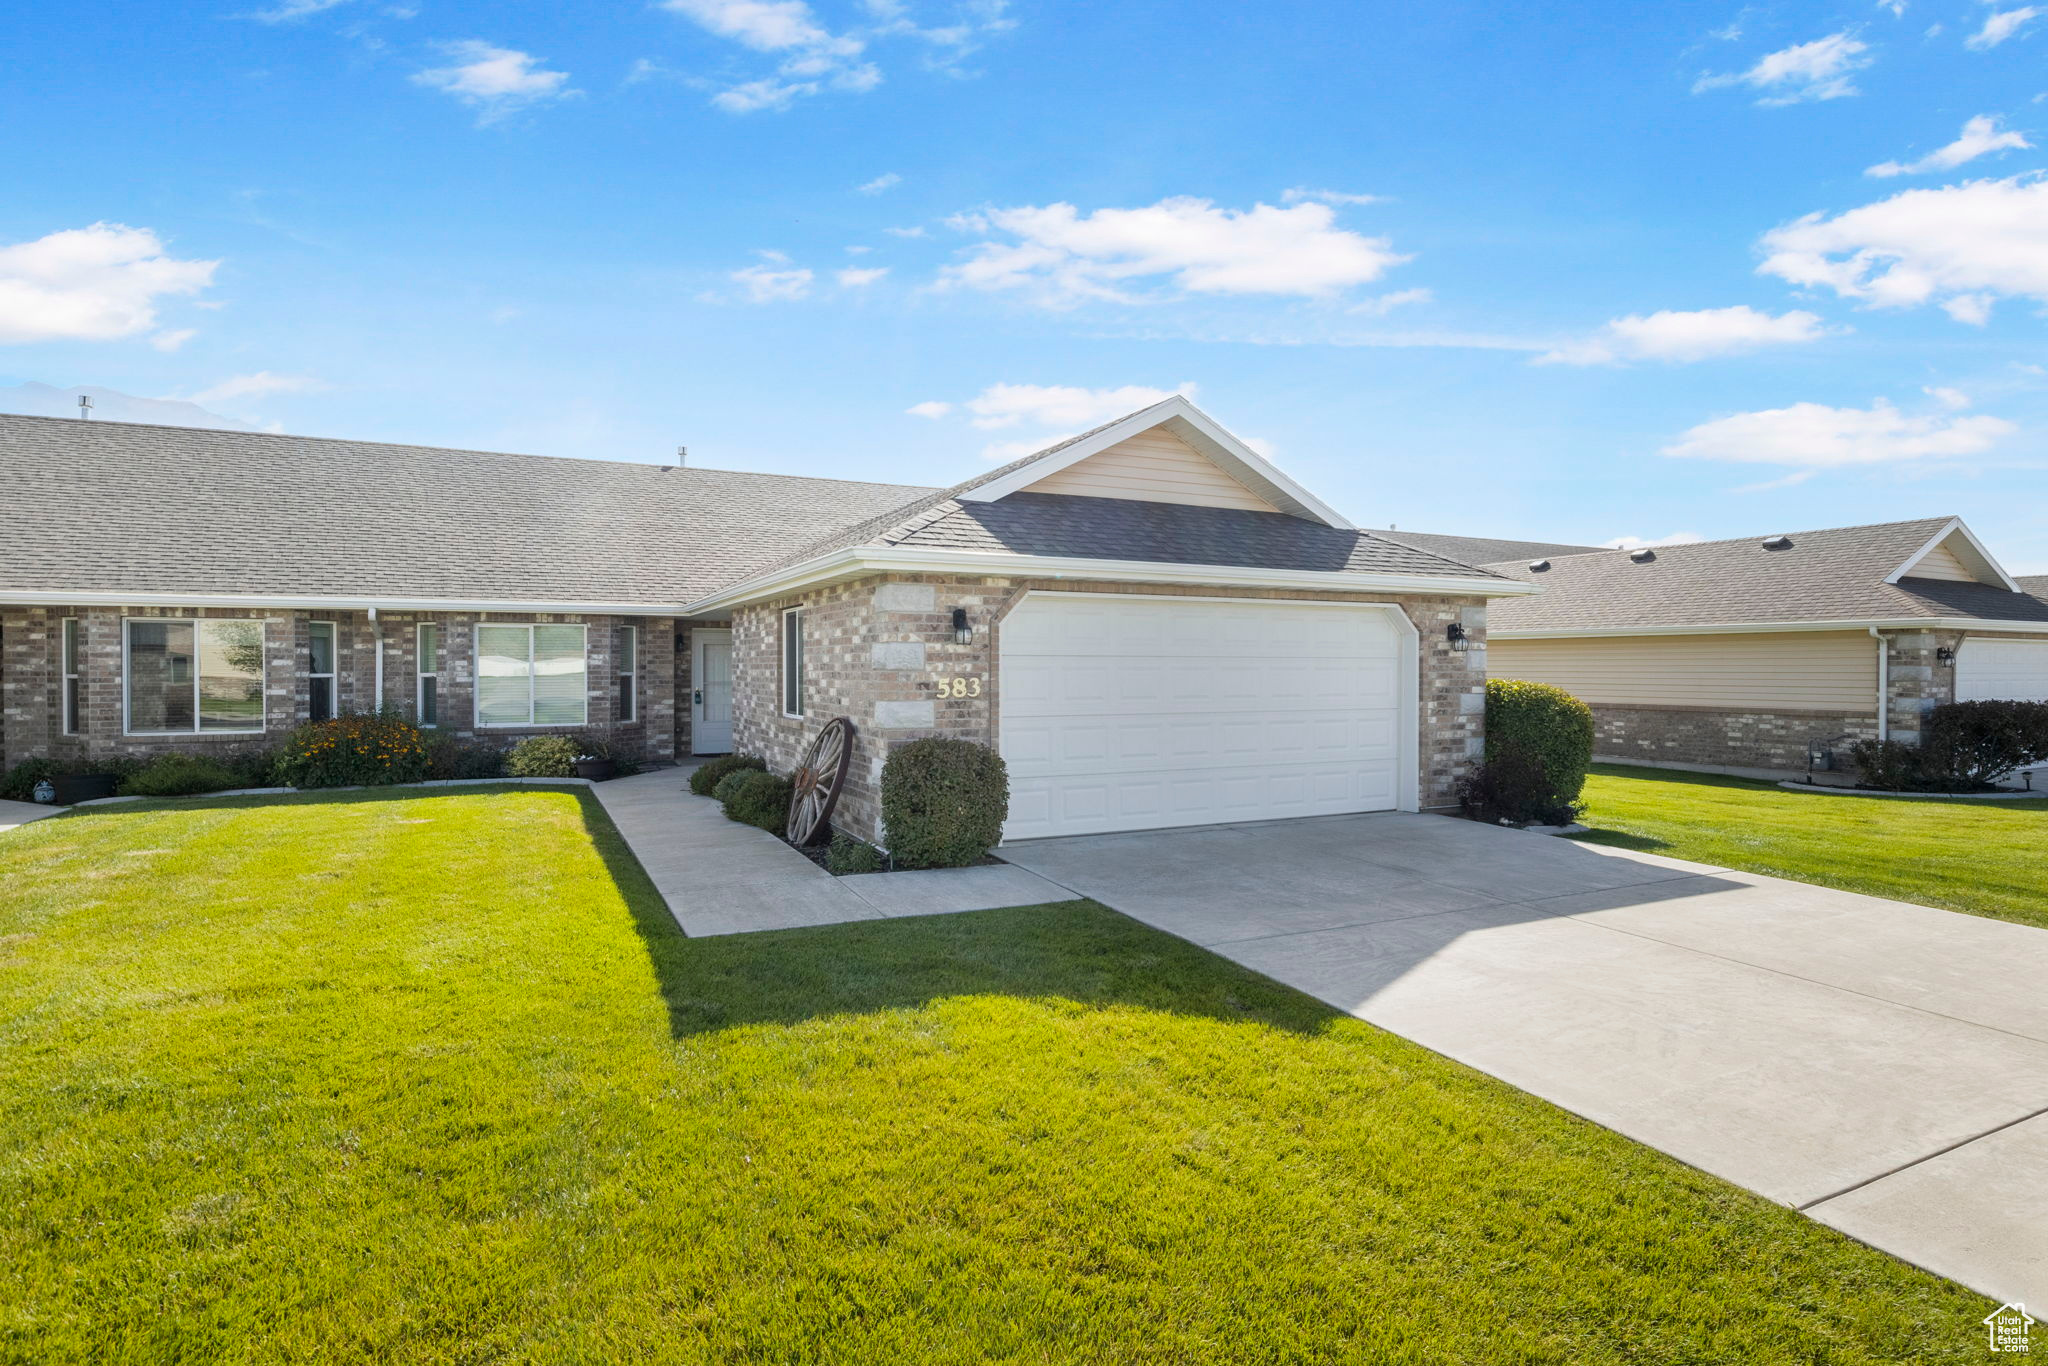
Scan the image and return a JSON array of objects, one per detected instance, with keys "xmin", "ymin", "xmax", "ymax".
[
  {"xmin": 880, "ymin": 738, "xmax": 1008, "ymax": 870},
  {"xmin": 711, "ymin": 769, "xmax": 755, "ymax": 805},
  {"xmin": 119, "ymin": 754, "xmax": 244, "ymax": 798},
  {"xmin": 505, "ymin": 735, "xmax": 581, "ymax": 778},
  {"xmin": 1456, "ymin": 746, "xmax": 1578, "ymax": 827},
  {"xmin": 721, "ymin": 770, "xmax": 792, "ymax": 836},
  {"xmin": 1853, "ymin": 700, "xmax": 2048, "ymax": 791},
  {"xmin": 825, "ymin": 833, "xmax": 885, "ymax": 875},
  {"xmin": 423, "ymin": 734, "xmax": 506, "ymax": 780},
  {"xmin": 273, "ymin": 713, "xmax": 430, "ymax": 789},
  {"xmin": 691, "ymin": 753, "xmax": 766, "ymax": 797},
  {"xmin": 1847, "ymin": 738, "xmax": 1924, "ymax": 792},
  {"xmin": 1486, "ymin": 678, "xmax": 1595, "ymax": 805}
]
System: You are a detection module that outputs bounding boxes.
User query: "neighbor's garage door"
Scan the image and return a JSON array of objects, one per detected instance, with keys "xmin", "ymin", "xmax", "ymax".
[
  {"xmin": 998, "ymin": 594, "xmax": 1410, "ymax": 840},
  {"xmin": 1957, "ymin": 639, "xmax": 2048, "ymax": 703}
]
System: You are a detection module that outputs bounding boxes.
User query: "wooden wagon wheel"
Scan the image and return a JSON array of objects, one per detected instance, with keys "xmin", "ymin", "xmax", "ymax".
[{"xmin": 786, "ymin": 716, "xmax": 855, "ymax": 846}]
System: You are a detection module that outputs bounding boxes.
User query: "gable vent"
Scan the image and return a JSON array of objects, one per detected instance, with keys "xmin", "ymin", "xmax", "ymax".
[
  {"xmin": 1629, "ymin": 548, "xmax": 1656, "ymax": 563},
  {"xmin": 1761, "ymin": 535, "xmax": 1793, "ymax": 551},
  {"xmin": 1528, "ymin": 558, "xmax": 1551, "ymax": 572}
]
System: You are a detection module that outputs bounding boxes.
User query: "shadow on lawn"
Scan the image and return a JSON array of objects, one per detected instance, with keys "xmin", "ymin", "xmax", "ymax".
[{"xmin": 567, "ymin": 792, "xmax": 1351, "ymax": 1043}]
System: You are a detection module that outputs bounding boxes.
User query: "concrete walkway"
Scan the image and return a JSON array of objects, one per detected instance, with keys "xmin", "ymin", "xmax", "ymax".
[
  {"xmin": 997, "ymin": 811, "xmax": 2048, "ymax": 1306},
  {"xmin": 589, "ymin": 769, "xmax": 1067, "ymax": 938},
  {"xmin": 0, "ymin": 799, "xmax": 61, "ymax": 834}
]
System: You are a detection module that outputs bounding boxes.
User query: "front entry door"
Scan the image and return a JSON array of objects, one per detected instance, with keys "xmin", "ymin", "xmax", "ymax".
[{"xmin": 692, "ymin": 630, "xmax": 734, "ymax": 754}]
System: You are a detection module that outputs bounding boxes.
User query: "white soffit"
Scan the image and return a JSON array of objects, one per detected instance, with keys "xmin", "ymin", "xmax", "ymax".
[
  {"xmin": 957, "ymin": 395, "xmax": 1356, "ymax": 530},
  {"xmin": 1887, "ymin": 518, "xmax": 2023, "ymax": 592}
]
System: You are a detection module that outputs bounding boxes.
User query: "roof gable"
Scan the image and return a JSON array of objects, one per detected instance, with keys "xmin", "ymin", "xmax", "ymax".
[
  {"xmin": 957, "ymin": 395, "xmax": 1353, "ymax": 529},
  {"xmin": 1020, "ymin": 426, "xmax": 1281, "ymax": 513},
  {"xmin": 1887, "ymin": 518, "xmax": 2022, "ymax": 591}
]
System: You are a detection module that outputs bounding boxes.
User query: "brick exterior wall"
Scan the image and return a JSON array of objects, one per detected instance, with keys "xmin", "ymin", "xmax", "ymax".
[
  {"xmin": 1589, "ymin": 703, "xmax": 1879, "ymax": 772},
  {"xmin": 731, "ymin": 573, "xmax": 1491, "ymax": 845},
  {"xmin": 0, "ymin": 606, "xmax": 679, "ymax": 770}
]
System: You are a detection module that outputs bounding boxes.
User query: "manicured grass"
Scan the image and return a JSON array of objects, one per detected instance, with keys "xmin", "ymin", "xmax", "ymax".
[
  {"xmin": 1575, "ymin": 764, "xmax": 2048, "ymax": 931},
  {"xmin": 0, "ymin": 786, "xmax": 1994, "ymax": 1362}
]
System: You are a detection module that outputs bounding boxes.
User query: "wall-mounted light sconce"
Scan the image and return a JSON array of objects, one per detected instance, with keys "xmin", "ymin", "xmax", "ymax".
[
  {"xmin": 951, "ymin": 607, "xmax": 973, "ymax": 645},
  {"xmin": 1936, "ymin": 646, "xmax": 1956, "ymax": 666},
  {"xmin": 1446, "ymin": 622, "xmax": 1472, "ymax": 653}
]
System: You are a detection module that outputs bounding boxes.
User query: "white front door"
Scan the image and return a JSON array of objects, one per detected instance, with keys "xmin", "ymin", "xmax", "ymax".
[
  {"xmin": 998, "ymin": 593, "xmax": 1417, "ymax": 841},
  {"xmin": 1956, "ymin": 639, "xmax": 2048, "ymax": 703},
  {"xmin": 692, "ymin": 629, "xmax": 734, "ymax": 754}
]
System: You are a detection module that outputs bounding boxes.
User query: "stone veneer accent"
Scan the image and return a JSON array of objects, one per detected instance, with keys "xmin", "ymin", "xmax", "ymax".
[
  {"xmin": 0, "ymin": 605, "xmax": 678, "ymax": 770},
  {"xmin": 731, "ymin": 573, "xmax": 1491, "ymax": 846}
]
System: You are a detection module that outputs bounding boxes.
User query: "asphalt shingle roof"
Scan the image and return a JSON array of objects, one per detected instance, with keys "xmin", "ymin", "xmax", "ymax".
[
  {"xmin": 0, "ymin": 414, "xmax": 934, "ymax": 605},
  {"xmin": 1482, "ymin": 518, "xmax": 2048, "ymax": 631},
  {"xmin": 1374, "ymin": 530, "xmax": 1605, "ymax": 564}
]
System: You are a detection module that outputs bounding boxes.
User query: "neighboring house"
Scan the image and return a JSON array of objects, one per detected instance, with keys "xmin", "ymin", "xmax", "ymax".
[
  {"xmin": 0, "ymin": 397, "xmax": 1534, "ymax": 843},
  {"xmin": 1479, "ymin": 519, "xmax": 2048, "ymax": 776}
]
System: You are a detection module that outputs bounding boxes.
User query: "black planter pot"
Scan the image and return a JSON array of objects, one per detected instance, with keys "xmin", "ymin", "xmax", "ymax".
[
  {"xmin": 49, "ymin": 772, "xmax": 120, "ymax": 804},
  {"xmin": 573, "ymin": 759, "xmax": 617, "ymax": 782}
]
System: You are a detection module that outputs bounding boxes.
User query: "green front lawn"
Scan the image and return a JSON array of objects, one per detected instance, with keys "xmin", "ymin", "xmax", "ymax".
[
  {"xmin": 1575, "ymin": 764, "xmax": 2048, "ymax": 931},
  {"xmin": 0, "ymin": 786, "xmax": 1992, "ymax": 1362}
]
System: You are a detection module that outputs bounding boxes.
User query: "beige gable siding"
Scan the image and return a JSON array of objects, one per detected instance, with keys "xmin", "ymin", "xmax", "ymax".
[
  {"xmin": 1900, "ymin": 539, "xmax": 1976, "ymax": 583},
  {"xmin": 1488, "ymin": 631, "xmax": 1878, "ymax": 711},
  {"xmin": 1021, "ymin": 429, "xmax": 1279, "ymax": 512}
]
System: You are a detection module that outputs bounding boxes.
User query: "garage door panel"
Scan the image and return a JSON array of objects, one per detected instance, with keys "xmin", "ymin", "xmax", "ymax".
[
  {"xmin": 1000, "ymin": 595, "xmax": 1411, "ymax": 839},
  {"xmin": 1957, "ymin": 640, "xmax": 2048, "ymax": 703}
]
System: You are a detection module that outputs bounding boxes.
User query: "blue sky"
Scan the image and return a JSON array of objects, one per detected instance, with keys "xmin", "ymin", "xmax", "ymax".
[{"xmin": 5, "ymin": 0, "xmax": 2047, "ymax": 568}]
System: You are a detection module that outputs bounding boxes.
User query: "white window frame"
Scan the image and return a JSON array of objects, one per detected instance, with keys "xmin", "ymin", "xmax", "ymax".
[
  {"xmin": 416, "ymin": 622, "xmax": 440, "ymax": 728},
  {"xmin": 473, "ymin": 622, "xmax": 590, "ymax": 729},
  {"xmin": 61, "ymin": 617, "xmax": 82, "ymax": 735},
  {"xmin": 617, "ymin": 623, "xmax": 638, "ymax": 724},
  {"xmin": 307, "ymin": 620, "xmax": 337, "ymax": 723},
  {"xmin": 121, "ymin": 617, "xmax": 267, "ymax": 737},
  {"xmin": 781, "ymin": 608, "xmax": 805, "ymax": 718}
]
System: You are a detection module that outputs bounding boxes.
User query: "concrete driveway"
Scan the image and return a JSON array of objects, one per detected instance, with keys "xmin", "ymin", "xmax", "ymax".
[{"xmin": 998, "ymin": 811, "xmax": 2048, "ymax": 1305}]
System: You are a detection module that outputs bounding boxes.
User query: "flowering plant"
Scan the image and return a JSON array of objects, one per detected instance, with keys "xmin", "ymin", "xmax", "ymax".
[{"xmin": 273, "ymin": 711, "xmax": 430, "ymax": 789}]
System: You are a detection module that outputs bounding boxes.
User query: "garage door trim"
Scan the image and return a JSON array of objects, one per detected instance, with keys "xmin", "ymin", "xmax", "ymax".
[{"xmin": 995, "ymin": 591, "xmax": 1422, "ymax": 838}]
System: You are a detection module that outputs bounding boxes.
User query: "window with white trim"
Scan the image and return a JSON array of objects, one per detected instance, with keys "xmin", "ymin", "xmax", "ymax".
[
  {"xmin": 61, "ymin": 618, "xmax": 82, "ymax": 735},
  {"xmin": 475, "ymin": 623, "xmax": 588, "ymax": 727},
  {"xmin": 125, "ymin": 618, "xmax": 265, "ymax": 735},
  {"xmin": 781, "ymin": 608, "xmax": 804, "ymax": 717},
  {"xmin": 416, "ymin": 622, "xmax": 440, "ymax": 728},
  {"xmin": 617, "ymin": 624, "xmax": 638, "ymax": 723},
  {"xmin": 308, "ymin": 621, "xmax": 336, "ymax": 723}
]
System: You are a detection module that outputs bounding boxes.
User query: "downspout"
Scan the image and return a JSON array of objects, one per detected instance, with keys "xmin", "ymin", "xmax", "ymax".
[
  {"xmin": 370, "ymin": 606, "xmax": 383, "ymax": 713},
  {"xmin": 1868, "ymin": 627, "xmax": 1888, "ymax": 742}
]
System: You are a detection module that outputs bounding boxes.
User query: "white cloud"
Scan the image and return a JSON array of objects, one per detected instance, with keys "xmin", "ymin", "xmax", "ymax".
[
  {"xmin": 1601, "ymin": 532, "xmax": 1707, "ymax": 550},
  {"xmin": 150, "ymin": 328, "xmax": 197, "ymax": 353},
  {"xmin": 1924, "ymin": 384, "xmax": 1972, "ymax": 407},
  {"xmin": 1967, "ymin": 6, "xmax": 2041, "ymax": 48},
  {"xmin": 711, "ymin": 78, "xmax": 817, "ymax": 112},
  {"xmin": 662, "ymin": 0, "xmax": 954, "ymax": 112},
  {"xmin": 1867, "ymin": 114, "xmax": 2032, "ymax": 175},
  {"xmin": 961, "ymin": 381, "xmax": 1197, "ymax": 429},
  {"xmin": 906, "ymin": 400, "xmax": 951, "ymax": 418},
  {"xmin": 1757, "ymin": 175, "xmax": 2048, "ymax": 324},
  {"xmin": 730, "ymin": 262, "xmax": 814, "ymax": 301},
  {"xmin": 247, "ymin": 0, "xmax": 353, "ymax": 19},
  {"xmin": 857, "ymin": 172, "xmax": 902, "ymax": 194},
  {"xmin": 1347, "ymin": 287, "xmax": 1432, "ymax": 316},
  {"xmin": 1663, "ymin": 398, "xmax": 2015, "ymax": 468},
  {"xmin": 1693, "ymin": 32, "xmax": 1871, "ymax": 105},
  {"xmin": 883, "ymin": 225, "xmax": 928, "ymax": 238},
  {"xmin": 412, "ymin": 42, "xmax": 575, "ymax": 122},
  {"xmin": 0, "ymin": 223, "xmax": 217, "ymax": 346},
  {"xmin": 1539, "ymin": 306, "xmax": 1833, "ymax": 365},
  {"xmin": 836, "ymin": 266, "xmax": 889, "ymax": 287},
  {"xmin": 938, "ymin": 196, "xmax": 1410, "ymax": 306},
  {"xmin": 663, "ymin": 0, "xmax": 847, "ymax": 50},
  {"xmin": 191, "ymin": 372, "xmax": 326, "ymax": 403},
  {"xmin": 1281, "ymin": 187, "xmax": 1382, "ymax": 207}
]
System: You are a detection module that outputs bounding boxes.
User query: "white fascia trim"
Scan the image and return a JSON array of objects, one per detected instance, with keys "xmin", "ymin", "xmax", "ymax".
[
  {"xmin": 1885, "ymin": 517, "xmax": 2023, "ymax": 592},
  {"xmin": 0, "ymin": 589, "xmax": 684, "ymax": 615},
  {"xmin": 1493, "ymin": 617, "xmax": 2048, "ymax": 640},
  {"xmin": 954, "ymin": 394, "xmax": 1357, "ymax": 531},
  {"xmin": 682, "ymin": 544, "xmax": 1537, "ymax": 615}
]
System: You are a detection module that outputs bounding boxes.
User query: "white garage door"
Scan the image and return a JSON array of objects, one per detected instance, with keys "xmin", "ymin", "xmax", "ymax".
[
  {"xmin": 1957, "ymin": 639, "xmax": 2048, "ymax": 703},
  {"xmin": 999, "ymin": 594, "xmax": 1412, "ymax": 840}
]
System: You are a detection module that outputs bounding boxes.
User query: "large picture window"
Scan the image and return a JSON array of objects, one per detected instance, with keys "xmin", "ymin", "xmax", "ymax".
[
  {"xmin": 781, "ymin": 608, "xmax": 804, "ymax": 717},
  {"xmin": 475, "ymin": 623, "xmax": 587, "ymax": 727},
  {"xmin": 126, "ymin": 618, "xmax": 265, "ymax": 735}
]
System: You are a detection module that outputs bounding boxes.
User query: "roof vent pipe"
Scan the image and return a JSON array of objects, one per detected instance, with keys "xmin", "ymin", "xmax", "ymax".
[
  {"xmin": 1761, "ymin": 535, "xmax": 1793, "ymax": 550},
  {"xmin": 1528, "ymin": 559, "xmax": 1551, "ymax": 572},
  {"xmin": 1629, "ymin": 548, "xmax": 1656, "ymax": 563}
]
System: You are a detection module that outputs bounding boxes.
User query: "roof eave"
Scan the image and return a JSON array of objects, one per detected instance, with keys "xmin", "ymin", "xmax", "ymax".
[
  {"xmin": 0, "ymin": 589, "xmax": 690, "ymax": 614},
  {"xmin": 1492, "ymin": 616, "xmax": 2048, "ymax": 639},
  {"xmin": 682, "ymin": 544, "xmax": 1534, "ymax": 615}
]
